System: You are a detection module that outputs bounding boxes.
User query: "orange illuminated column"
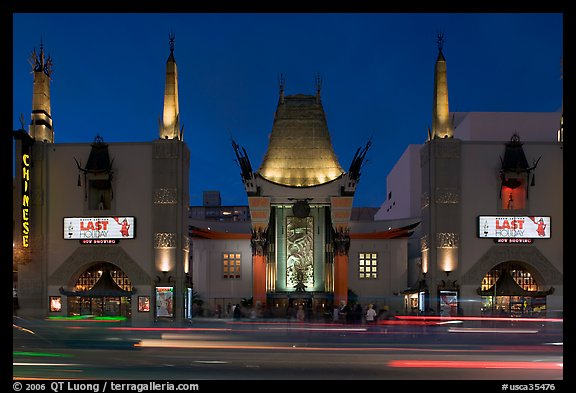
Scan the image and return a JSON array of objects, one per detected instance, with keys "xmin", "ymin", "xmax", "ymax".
[
  {"xmin": 251, "ymin": 226, "xmax": 268, "ymax": 306},
  {"xmin": 330, "ymin": 197, "xmax": 353, "ymax": 306},
  {"xmin": 253, "ymin": 254, "xmax": 267, "ymax": 305},
  {"xmin": 334, "ymin": 253, "xmax": 348, "ymax": 306},
  {"xmin": 333, "ymin": 227, "xmax": 350, "ymax": 306}
]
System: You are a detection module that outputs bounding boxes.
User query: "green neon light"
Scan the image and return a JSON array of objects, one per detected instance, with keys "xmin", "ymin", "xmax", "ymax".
[
  {"xmin": 13, "ymin": 351, "xmax": 73, "ymax": 358},
  {"xmin": 47, "ymin": 315, "xmax": 127, "ymax": 321}
]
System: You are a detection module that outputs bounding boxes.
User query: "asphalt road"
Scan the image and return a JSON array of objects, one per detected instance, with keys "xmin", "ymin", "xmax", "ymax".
[{"xmin": 13, "ymin": 316, "xmax": 564, "ymax": 383}]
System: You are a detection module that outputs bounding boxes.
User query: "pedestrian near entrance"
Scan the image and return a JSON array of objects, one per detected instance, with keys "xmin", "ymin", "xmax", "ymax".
[
  {"xmin": 13, "ymin": 296, "xmax": 19, "ymax": 316},
  {"xmin": 332, "ymin": 305, "xmax": 340, "ymax": 322},
  {"xmin": 339, "ymin": 301, "xmax": 350, "ymax": 323},
  {"xmin": 233, "ymin": 303, "xmax": 242, "ymax": 319},
  {"xmin": 296, "ymin": 304, "xmax": 305, "ymax": 322},
  {"xmin": 366, "ymin": 304, "xmax": 377, "ymax": 323}
]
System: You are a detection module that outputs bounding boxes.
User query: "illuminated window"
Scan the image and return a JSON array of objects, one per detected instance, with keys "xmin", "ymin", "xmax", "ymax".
[
  {"xmin": 480, "ymin": 262, "xmax": 539, "ymax": 292},
  {"xmin": 359, "ymin": 253, "xmax": 378, "ymax": 279},
  {"xmin": 480, "ymin": 262, "xmax": 544, "ymax": 317},
  {"xmin": 501, "ymin": 178, "xmax": 526, "ymax": 210},
  {"xmin": 75, "ymin": 262, "xmax": 132, "ymax": 291},
  {"xmin": 223, "ymin": 253, "xmax": 241, "ymax": 279}
]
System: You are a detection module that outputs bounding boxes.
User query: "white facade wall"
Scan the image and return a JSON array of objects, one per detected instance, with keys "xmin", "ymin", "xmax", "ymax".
[
  {"xmin": 191, "ymin": 238, "xmax": 253, "ymax": 314},
  {"xmin": 454, "ymin": 112, "xmax": 561, "ymax": 142},
  {"xmin": 348, "ymin": 238, "xmax": 408, "ymax": 314},
  {"xmin": 374, "ymin": 144, "xmax": 421, "ymax": 220}
]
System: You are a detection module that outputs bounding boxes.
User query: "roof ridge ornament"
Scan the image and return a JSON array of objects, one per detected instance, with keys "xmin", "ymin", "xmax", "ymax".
[
  {"xmin": 278, "ymin": 73, "xmax": 285, "ymax": 104},
  {"xmin": 93, "ymin": 134, "xmax": 105, "ymax": 145},
  {"xmin": 348, "ymin": 138, "xmax": 372, "ymax": 182},
  {"xmin": 29, "ymin": 38, "xmax": 53, "ymax": 77},
  {"xmin": 169, "ymin": 31, "xmax": 175, "ymax": 54},
  {"xmin": 437, "ymin": 31, "xmax": 445, "ymax": 53},
  {"xmin": 315, "ymin": 72, "xmax": 322, "ymax": 103}
]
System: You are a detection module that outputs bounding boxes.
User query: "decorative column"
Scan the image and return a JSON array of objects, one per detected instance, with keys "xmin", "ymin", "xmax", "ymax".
[
  {"xmin": 248, "ymin": 197, "xmax": 271, "ymax": 305},
  {"xmin": 251, "ymin": 228, "xmax": 268, "ymax": 306},
  {"xmin": 330, "ymin": 197, "xmax": 353, "ymax": 305},
  {"xmin": 333, "ymin": 228, "xmax": 350, "ymax": 306}
]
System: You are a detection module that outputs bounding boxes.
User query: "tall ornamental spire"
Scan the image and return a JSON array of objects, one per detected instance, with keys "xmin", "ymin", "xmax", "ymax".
[
  {"xmin": 159, "ymin": 32, "xmax": 181, "ymax": 140},
  {"xmin": 28, "ymin": 39, "xmax": 54, "ymax": 143},
  {"xmin": 431, "ymin": 33, "xmax": 453, "ymax": 139}
]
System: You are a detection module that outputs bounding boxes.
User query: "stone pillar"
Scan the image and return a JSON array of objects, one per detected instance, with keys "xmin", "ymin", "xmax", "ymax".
[
  {"xmin": 333, "ymin": 228, "xmax": 350, "ymax": 306},
  {"xmin": 251, "ymin": 228, "xmax": 268, "ymax": 305},
  {"xmin": 330, "ymin": 197, "xmax": 353, "ymax": 306}
]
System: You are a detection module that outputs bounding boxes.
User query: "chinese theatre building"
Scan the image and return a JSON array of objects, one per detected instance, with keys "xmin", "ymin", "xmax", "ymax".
[
  {"xmin": 379, "ymin": 36, "xmax": 563, "ymax": 317},
  {"xmin": 13, "ymin": 37, "xmax": 191, "ymax": 322},
  {"xmin": 209, "ymin": 75, "xmax": 420, "ymax": 314}
]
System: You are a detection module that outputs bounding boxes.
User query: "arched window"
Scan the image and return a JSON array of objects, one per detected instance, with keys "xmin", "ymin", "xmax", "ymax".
[
  {"xmin": 75, "ymin": 262, "xmax": 132, "ymax": 292},
  {"xmin": 480, "ymin": 262, "xmax": 538, "ymax": 292},
  {"xmin": 67, "ymin": 262, "xmax": 132, "ymax": 318}
]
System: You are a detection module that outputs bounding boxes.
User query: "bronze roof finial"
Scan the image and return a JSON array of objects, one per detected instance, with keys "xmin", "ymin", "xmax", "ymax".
[
  {"xmin": 169, "ymin": 31, "xmax": 175, "ymax": 54},
  {"xmin": 315, "ymin": 72, "xmax": 322, "ymax": 103},
  {"xmin": 437, "ymin": 31, "xmax": 445, "ymax": 52},
  {"xmin": 278, "ymin": 73, "xmax": 286, "ymax": 104}
]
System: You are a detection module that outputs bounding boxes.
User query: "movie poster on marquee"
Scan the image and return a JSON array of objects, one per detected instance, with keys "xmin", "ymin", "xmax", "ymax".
[
  {"xmin": 478, "ymin": 216, "xmax": 550, "ymax": 239},
  {"xmin": 64, "ymin": 217, "xmax": 135, "ymax": 240}
]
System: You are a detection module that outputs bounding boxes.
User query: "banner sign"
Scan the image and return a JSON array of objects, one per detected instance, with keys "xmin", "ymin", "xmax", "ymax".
[
  {"xmin": 478, "ymin": 216, "xmax": 550, "ymax": 239},
  {"xmin": 21, "ymin": 148, "xmax": 31, "ymax": 248},
  {"xmin": 64, "ymin": 217, "xmax": 135, "ymax": 240}
]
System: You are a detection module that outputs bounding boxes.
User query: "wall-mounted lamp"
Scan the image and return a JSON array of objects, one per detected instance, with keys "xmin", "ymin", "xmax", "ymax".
[{"xmin": 154, "ymin": 271, "xmax": 174, "ymax": 285}]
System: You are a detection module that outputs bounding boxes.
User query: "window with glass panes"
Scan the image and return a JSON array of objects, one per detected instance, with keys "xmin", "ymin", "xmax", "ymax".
[
  {"xmin": 359, "ymin": 253, "xmax": 378, "ymax": 279},
  {"xmin": 75, "ymin": 262, "xmax": 132, "ymax": 291},
  {"xmin": 223, "ymin": 253, "xmax": 241, "ymax": 279},
  {"xmin": 481, "ymin": 262, "xmax": 539, "ymax": 292}
]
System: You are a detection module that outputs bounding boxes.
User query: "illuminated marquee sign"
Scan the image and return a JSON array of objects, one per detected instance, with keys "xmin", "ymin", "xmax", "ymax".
[
  {"xmin": 478, "ymin": 216, "xmax": 550, "ymax": 241},
  {"xmin": 64, "ymin": 217, "xmax": 135, "ymax": 240},
  {"xmin": 21, "ymin": 151, "xmax": 31, "ymax": 248}
]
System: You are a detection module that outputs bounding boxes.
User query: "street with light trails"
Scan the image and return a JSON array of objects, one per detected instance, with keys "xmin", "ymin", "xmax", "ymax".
[{"xmin": 13, "ymin": 315, "xmax": 563, "ymax": 381}]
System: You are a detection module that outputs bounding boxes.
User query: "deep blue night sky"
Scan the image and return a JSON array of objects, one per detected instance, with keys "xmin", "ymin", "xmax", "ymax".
[{"xmin": 12, "ymin": 13, "xmax": 563, "ymax": 208}]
